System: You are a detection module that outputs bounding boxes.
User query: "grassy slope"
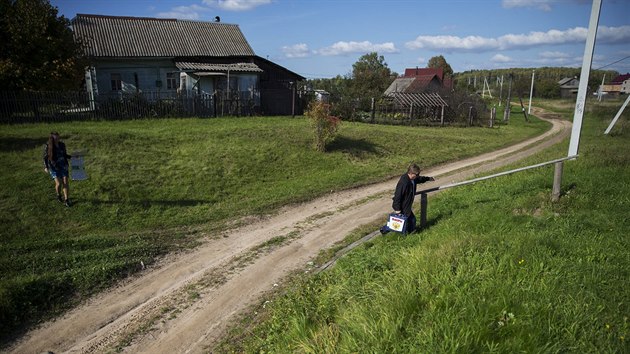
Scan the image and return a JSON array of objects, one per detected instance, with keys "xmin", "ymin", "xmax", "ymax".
[
  {"xmin": 0, "ymin": 114, "xmax": 546, "ymax": 343},
  {"xmin": 227, "ymin": 100, "xmax": 629, "ymax": 353}
]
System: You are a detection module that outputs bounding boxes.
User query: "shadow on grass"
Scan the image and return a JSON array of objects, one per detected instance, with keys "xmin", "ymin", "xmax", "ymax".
[
  {"xmin": 0, "ymin": 138, "xmax": 45, "ymax": 153},
  {"xmin": 418, "ymin": 214, "xmax": 445, "ymax": 232},
  {"xmin": 326, "ymin": 136, "xmax": 382, "ymax": 158}
]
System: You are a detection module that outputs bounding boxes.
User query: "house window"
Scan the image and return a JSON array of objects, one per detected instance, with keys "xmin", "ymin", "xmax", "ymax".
[
  {"xmin": 111, "ymin": 73, "xmax": 122, "ymax": 91},
  {"xmin": 166, "ymin": 72, "xmax": 177, "ymax": 90}
]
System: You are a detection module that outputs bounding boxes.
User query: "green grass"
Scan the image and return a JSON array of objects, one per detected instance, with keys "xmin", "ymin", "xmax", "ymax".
[
  {"xmin": 221, "ymin": 100, "xmax": 630, "ymax": 353},
  {"xmin": 0, "ymin": 113, "xmax": 546, "ymax": 344}
]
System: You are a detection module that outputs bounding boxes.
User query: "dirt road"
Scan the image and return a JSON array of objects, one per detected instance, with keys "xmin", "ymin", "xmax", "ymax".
[{"xmin": 8, "ymin": 107, "xmax": 571, "ymax": 354}]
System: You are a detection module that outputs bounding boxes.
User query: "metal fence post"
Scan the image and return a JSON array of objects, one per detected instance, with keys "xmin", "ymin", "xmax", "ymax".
[
  {"xmin": 420, "ymin": 193, "xmax": 428, "ymax": 229},
  {"xmin": 552, "ymin": 161, "xmax": 564, "ymax": 202}
]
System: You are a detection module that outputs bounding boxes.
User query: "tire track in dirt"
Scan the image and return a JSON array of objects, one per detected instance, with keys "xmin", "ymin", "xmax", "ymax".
[{"xmin": 7, "ymin": 108, "xmax": 571, "ymax": 354}]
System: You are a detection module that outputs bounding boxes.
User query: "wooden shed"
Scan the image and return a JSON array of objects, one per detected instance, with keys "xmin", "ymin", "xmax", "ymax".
[{"xmin": 379, "ymin": 92, "xmax": 448, "ymax": 125}]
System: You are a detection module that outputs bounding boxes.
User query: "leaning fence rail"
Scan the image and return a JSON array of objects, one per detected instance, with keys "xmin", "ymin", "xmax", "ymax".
[{"xmin": 415, "ymin": 155, "xmax": 578, "ymax": 229}]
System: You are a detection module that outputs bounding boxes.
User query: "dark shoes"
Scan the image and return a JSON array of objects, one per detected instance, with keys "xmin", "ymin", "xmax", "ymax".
[{"xmin": 56, "ymin": 194, "xmax": 71, "ymax": 207}]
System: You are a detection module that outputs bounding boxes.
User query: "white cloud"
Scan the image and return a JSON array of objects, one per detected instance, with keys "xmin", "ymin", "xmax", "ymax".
[
  {"xmin": 282, "ymin": 43, "xmax": 311, "ymax": 58},
  {"xmin": 417, "ymin": 57, "xmax": 426, "ymax": 65},
  {"xmin": 156, "ymin": 5, "xmax": 208, "ymax": 20},
  {"xmin": 539, "ymin": 51, "xmax": 571, "ymax": 59},
  {"xmin": 317, "ymin": 41, "xmax": 398, "ymax": 56},
  {"xmin": 491, "ymin": 54, "xmax": 513, "ymax": 63},
  {"xmin": 502, "ymin": 0, "xmax": 554, "ymax": 11},
  {"xmin": 203, "ymin": 0, "xmax": 272, "ymax": 11},
  {"xmin": 405, "ymin": 25, "xmax": 630, "ymax": 52},
  {"xmin": 598, "ymin": 25, "xmax": 630, "ymax": 44}
]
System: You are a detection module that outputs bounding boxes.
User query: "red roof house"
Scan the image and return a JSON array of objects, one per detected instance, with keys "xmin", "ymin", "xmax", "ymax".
[{"xmin": 384, "ymin": 67, "xmax": 448, "ymax": 95}]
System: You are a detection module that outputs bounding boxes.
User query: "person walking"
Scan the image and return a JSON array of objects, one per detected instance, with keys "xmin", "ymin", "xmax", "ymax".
[
  {"xmin": 390, "ymin": 163, "xmax": 435, "ymax": 234},
  {"xmin": 43, "ymin": 132, "xmax": 72, "ymax": 207}
]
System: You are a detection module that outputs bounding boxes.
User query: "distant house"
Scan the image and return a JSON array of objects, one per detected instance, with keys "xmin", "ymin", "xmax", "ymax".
[
  {"xmin": 611, "ymin": 73, "xmax": 630, "ymax": 85},
  {"xmin": 384, "ymin": 67, "xmax": 450, "ymax": 96},
  {"xmin": 610, "ymin": 73, "xmax": 630, "ymax": 94},
  {"xmin": 313, "ymin": 90, "xmax": 330, "ymax": 102},
  {"xmin": 71, "ymin": 14, "xmax": 304, "ymax": 115},
  {"xmin": 379, "ymin": 67, "xmax": 449, "ymax": 124},
  {"xmin": 558, "ymin": 77, "xmax": 579, "ymax": 98}
]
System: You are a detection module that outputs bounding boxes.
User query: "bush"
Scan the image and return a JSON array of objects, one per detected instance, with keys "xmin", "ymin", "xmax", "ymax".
[{"xmin": 305, "ymin": 101, "xmax": 341, "ymax": 152}]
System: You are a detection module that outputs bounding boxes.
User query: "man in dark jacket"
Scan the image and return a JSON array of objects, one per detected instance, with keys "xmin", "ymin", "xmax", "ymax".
[{"xmin": 391, "ymin": 163, "xmax": 435, "ymax": 233}]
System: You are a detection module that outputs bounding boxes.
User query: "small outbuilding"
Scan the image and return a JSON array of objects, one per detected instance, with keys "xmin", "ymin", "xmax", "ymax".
[{"xmin": 558, "ymin": 77, "xmax": 580, "ymax": 98}]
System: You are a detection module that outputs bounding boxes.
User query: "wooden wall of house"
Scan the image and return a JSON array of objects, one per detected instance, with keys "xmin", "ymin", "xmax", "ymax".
[
  {"xmin": 90, "ymin": 59, "xmax": 179, "ymax": 96},
  {"xmin": 88, "ymin": 56, "xmax": 303, "ymax": 116},
  {"xmin": 253, "ymin": 58, "xmax": 302, "ymax": 116}
]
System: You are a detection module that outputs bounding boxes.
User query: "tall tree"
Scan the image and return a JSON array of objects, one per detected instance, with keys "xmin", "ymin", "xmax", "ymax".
[
  {"xmin": 0, "ymin": 0, "xmax": 87, "ymax": 91},
  {"xmin": 427, "ymin": 55, "xmax": 454, "ymax": 78},
  {"xmin": 351, "ymin": 52, "xmax": 394, "ymax": 108}
]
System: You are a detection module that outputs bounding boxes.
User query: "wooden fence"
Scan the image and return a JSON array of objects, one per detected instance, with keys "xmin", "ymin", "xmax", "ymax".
[{"xmin": 0, "ymin": 90, "xmax": 260, "ymax": 123}]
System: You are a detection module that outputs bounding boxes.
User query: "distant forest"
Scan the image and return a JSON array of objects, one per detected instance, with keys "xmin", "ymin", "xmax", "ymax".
[{"xmin": 454, "ymin": 67, "xmax": 620, "ymax": 98}]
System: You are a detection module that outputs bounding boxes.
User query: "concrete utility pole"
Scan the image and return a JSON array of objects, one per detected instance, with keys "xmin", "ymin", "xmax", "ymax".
[
  {"xmin": 503, "ymin": 74, "xmax": 513, "ymax": 122},
  {"xmin": 568, "ymin": 0, "xmax": 601, "ymax": 157},
  {"xmin": 598, "ymin": 74, "xmax": 606, "ymax": 102},
  {"xmin": 528, "ymin": 70, "xmax": 535, "ymax": 115},
  {"xmin": 604, "ymin": 95, "xmax": 630, "ymax": 134},
  {"xmin": 498, "ymin": 75, "xmax": 504, "ymax": 106}
]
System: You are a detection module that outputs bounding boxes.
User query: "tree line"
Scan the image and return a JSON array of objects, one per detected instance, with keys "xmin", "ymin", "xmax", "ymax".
[
  {"xmin": 455, "ymin": 67, "xmax": 619, "ymax": 98},
  {"xmin": 2, "ymin": 0, "xmax": 620, "ymax": 119}
]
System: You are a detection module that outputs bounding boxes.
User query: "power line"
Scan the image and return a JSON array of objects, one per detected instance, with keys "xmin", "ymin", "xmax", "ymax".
[{"xmin": 594, "ymin": 55, "xmax": 630, "ymax": 70}]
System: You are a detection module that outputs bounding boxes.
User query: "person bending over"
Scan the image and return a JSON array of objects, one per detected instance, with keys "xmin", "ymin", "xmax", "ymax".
[{"xmin": 391, "ymin": 163, "xmax": 435, "ymax": 233}]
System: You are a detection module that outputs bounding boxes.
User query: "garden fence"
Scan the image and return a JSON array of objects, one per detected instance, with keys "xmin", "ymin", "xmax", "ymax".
[{"xmin": 0, "ymin": 90, "xmax": 260, "ymax": 123}]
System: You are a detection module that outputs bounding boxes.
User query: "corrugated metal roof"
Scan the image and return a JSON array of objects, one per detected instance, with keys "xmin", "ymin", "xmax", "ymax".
[
  {"xmin": 72, "ymin": 14, "xmax": 256, "ymax": 57},
  {"xmin": 404, "ymin": 67, "xmax": 444, "ymax": 81},
  {"xmin": 384, "ymin": 77, "xmax": 415, "ymax": 95},
  {"xmin": 176, "ymin": 62, "xmax": 263, "ymax": 73},
  {"xmin": 384, "ymin": 76, "xmax": 440, "ymax": 95},
  {"xmin": 406, "ymin": 76, "xmax": 438, "ymax": 93},
  {"xmin": 388, "ymin": 93, "xmax": 448, "ymax": 107}
]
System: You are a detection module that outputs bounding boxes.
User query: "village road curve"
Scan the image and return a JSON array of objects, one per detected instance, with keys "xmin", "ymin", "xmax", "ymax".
[{"xmin": 7, "ymin": 106, "xmax": 571, "ymax": 354}]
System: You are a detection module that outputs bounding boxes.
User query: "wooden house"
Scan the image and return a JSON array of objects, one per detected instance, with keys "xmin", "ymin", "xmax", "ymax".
[
  {"xmin": 610, "ymin": 73, "xmax": 630, "ymax": 94},
  {"xmin": 71, "ymin": 14, "xmax": 304, "ymax": 115},
  {"xmin": 558, "ymin": 77, "xmax": 579, "ymax": 98},
  {"xmin": 384, "ymin": 67, "xmax": 445, "ymax": 95}
]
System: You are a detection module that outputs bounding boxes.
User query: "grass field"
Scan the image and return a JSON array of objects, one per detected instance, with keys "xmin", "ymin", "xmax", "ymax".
[
  {"xmin": 0, "ymin": 112, "xmax": 548, "ymax": 344},
  {"xmin": 218, "ymin": 99, "xmax": 630, "ymax": 353}
]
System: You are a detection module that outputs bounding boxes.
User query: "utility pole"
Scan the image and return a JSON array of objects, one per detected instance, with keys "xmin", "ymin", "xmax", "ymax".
[
  {"xmin": 568, "ymin": 0, "xmax": 601, "ymax": 157},
  {"xmin": 528, "ymin": 70, "xmax": 535, "ymax": 115},
  {"xmin": 503, "ymin": 73, "xmax": 513, "ymax": 122},
  {"xmin": 498, "ymin": 75, "xmax": 504, "ymax": 106}
]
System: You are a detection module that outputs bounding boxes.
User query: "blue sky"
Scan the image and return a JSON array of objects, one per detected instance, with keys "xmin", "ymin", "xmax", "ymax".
[{"xmin": 51, "ymin": 0, "xmax": 630, "ymax": 79}]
